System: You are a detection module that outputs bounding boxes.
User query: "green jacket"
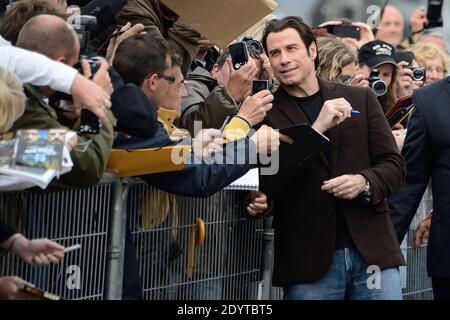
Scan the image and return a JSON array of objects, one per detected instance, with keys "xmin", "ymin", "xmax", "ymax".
[
  {"xmin": 12, "ymin": 85, "xmax": 116, "ymax": 188},
  {"xmin": 115, "ymin": 0, "xmax": 201, "ymax": 76},
  {"xmin": 179, "ymin": 67, "xmax": 241, "ymax": 136}
]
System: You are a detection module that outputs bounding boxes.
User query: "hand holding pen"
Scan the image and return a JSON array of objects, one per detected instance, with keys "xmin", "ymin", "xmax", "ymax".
[{"xmin": 312, "ymin": 98, "xmax": 355, "ymax": 134}]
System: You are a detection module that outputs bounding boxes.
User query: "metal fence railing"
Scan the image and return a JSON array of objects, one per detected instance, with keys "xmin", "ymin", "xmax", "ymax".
[
  {"xmin": 400, "ymin": 185, "xmax": 433, "ymax": 300},
  {"xmin": 0, "ymin": 176, "xmax": 125, "ymax": 300},
  {"xmin": 126, "ymin": 182, "xmax": 264, "ymax": 300},
  {"xmin": 0, "ymin": 178, "xmax": 434, "ymax": 300}
]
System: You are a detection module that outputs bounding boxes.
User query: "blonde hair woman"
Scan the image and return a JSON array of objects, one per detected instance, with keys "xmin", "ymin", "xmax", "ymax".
[
  {"xmin": 411, "ymin": 42, "xmax": 449, "ymax": 85},
  {"xmin": 316, "ymin": 37, "xmax": 357, "ymax": 84},
  {"xmin": 0, "ymin": 68, "xmax": 26, "ymax": 133}
]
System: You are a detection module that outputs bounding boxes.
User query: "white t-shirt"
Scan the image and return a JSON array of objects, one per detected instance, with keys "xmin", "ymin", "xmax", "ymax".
[{"xmin": 0, "ymin": 36, "xmax": 77, "ymax": 93}]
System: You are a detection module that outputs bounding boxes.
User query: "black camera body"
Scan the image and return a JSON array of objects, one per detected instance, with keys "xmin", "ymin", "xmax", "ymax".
[
  {"xmin": 73, "ymin": 56, "xmax": 103, "ymax": 77},
  {"xmin": 229, "ymin": 37, "xmax": 264, "ymax": 71},
  {"xmin": 66, "ymin": 15, "xmax": 102, "ymax": 134},
  {"xmin": 325, "ymin": 24, "xmax": 361, "ymax": 40},
  {"xmin": 73, "ymin": 57, "xmax": 104, "ymax": 134},
  {"xmin": 408, "ymin": 67, "xmax": 427, "ymax": 82},
  {"xmin": 48, "ymin": 15, "xmax": 105, "ymax": 134},
  {"xmin": 229, "ymin": 42, "xmax": 249, "ymax": 70},
  {"xmin": 67, "ymin": 15, "xmax": 97, "ymax": 56},
  {"xmin": 242, "ymin": 36, "xmax": 264, "ymax": 58},
  {"xmin": 368, "ymin": 69, "xmax": 388, "ymax": 97}
]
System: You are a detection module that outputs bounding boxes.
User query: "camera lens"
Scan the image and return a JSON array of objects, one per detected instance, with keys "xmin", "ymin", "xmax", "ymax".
[
  {"xmin": 249, "ymin": 41, "xmax": 262, "ymax": 53},
  {"xmin": 412, "ymin": 68, "xmax": 425, "ymax": 81},
  {"xmin": 243, "ymin": 38, "xmax": 263, "ymax": 59},
  {"xmin": 371, "ymin": 80, "xmax": 387, "ymax": 96}
]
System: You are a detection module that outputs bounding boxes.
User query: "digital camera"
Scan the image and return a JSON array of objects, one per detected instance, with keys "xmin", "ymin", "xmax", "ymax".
[
  {"xmin": 368, "ymin": 69, "xmax": 388, "ymax": 97},
  {"xmin": 242, "ymin": 36, "xmax": 264, "ymax": 58},
  {"xmin": 67, "ymin": 15, "xmax": 97, "ymax": 56},
  {"xmin": 408, "ymin": 67, "xmax": 427, "ymax": 82}
]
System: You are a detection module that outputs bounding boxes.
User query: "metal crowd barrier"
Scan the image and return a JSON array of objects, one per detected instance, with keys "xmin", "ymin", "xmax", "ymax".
[
  {"xmin": 126, "ymin": 181, "xmax": 265, "ymax": 300},
  {"xmin": 400, "ymin": 185, "xmax": 433, "ymax": 300},
  {"xmin": 0, "ymin": 175, "xmax": 125, "ymax": 300},
  {"xmin": 0, "ymin": 177, "xmax": 434, "ymax": 300}
]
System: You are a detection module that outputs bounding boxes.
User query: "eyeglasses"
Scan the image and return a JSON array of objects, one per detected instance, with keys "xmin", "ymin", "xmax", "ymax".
[
  {"xmin": 157, "ymin": 73, "xmax": 176, "ymax": 84},
  {"xmin": 426, "ymin": 66, "xmax": 446, "ymax": 74}
]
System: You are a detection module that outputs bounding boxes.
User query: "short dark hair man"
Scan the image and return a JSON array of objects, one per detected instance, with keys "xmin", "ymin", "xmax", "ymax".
[{"xmin": 256, "ymin": 16, "xmax": 406, "ymax": 300}]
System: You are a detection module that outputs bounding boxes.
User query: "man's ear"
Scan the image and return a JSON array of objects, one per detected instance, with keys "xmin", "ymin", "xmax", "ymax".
[
  {"xmin": 54, "ymin": 56, "xmax": 66, "ymax": 64},
  {"xmin": 145, "ymin": 73, "xmax": 159, "ymax": 92},
  {"xmin": 210, "ymin": 64, "xmax": 220, "ymax": 79},
  {"xmin": 308, "ymin": 42, "xmax": 318, "ymax": 61}
]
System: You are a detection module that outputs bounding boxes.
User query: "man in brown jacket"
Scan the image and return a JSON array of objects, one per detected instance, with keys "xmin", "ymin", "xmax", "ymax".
[{"xmin": 256, "ymin": 16, "xmax": 406, "ymax": 300}]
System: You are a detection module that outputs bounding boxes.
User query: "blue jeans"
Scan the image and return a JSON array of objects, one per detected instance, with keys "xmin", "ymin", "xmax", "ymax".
[{"xmin": 285, "ymin": 249, "xmax": 402, "ymax": 300}]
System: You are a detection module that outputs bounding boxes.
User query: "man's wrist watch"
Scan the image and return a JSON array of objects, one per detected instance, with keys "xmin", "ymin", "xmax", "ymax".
[{"xmin": 363, "ymin": 180, "xmax": 372, "ymax": 200}]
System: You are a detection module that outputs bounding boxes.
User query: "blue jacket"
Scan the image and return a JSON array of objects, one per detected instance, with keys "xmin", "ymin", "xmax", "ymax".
[{"xmin": 113, "ymin": 124, "xmax": 257, "ymax": 198}]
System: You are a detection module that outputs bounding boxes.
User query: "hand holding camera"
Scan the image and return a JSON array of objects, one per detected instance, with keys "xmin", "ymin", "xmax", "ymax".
[
  {"xmin": 352, "ymin": 22, "xmax": 375, "ymax": 49},
  {"xmin": 350, "ymin": 74, "xmax": 370, "ymax": 88},
  {"xmin": 397, "ymin": 61, "xmax": 415, "ymax": 98},
  {"xmin": 397, "ymin": 62, "xmax": 426, "ymax": 97},
  {"xmin": 77, "ymin": 59, "xmax": 112, "ymax": 134},
  {"xmin": 226, "ymin": 57, "xmax": 259, "ymax": 102},
  {"xmin": 80, "ymin": 59, "xmax": 113, "ymax": 96},
  {"xmin": 319, "ymin": 21, "xmax": 361, "ymax": 40},
  {"xmin": 237, "ymin": 89, "xmax": 273, "ymax": 127}
]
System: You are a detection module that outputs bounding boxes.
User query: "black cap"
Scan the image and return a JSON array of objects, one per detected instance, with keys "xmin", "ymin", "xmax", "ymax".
[
  {"xmin": 111, "ymin": 84, "xmax": 158, "ymax": 139},
  {"xmin": 358, "ymin": 40, "xmax": 398, "ymax": 68}
]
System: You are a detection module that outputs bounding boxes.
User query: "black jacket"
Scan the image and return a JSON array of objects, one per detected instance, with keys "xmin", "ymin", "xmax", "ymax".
[{"xmin": 389, "ymin": 76, "xmax": 450, "ymax": 278}]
